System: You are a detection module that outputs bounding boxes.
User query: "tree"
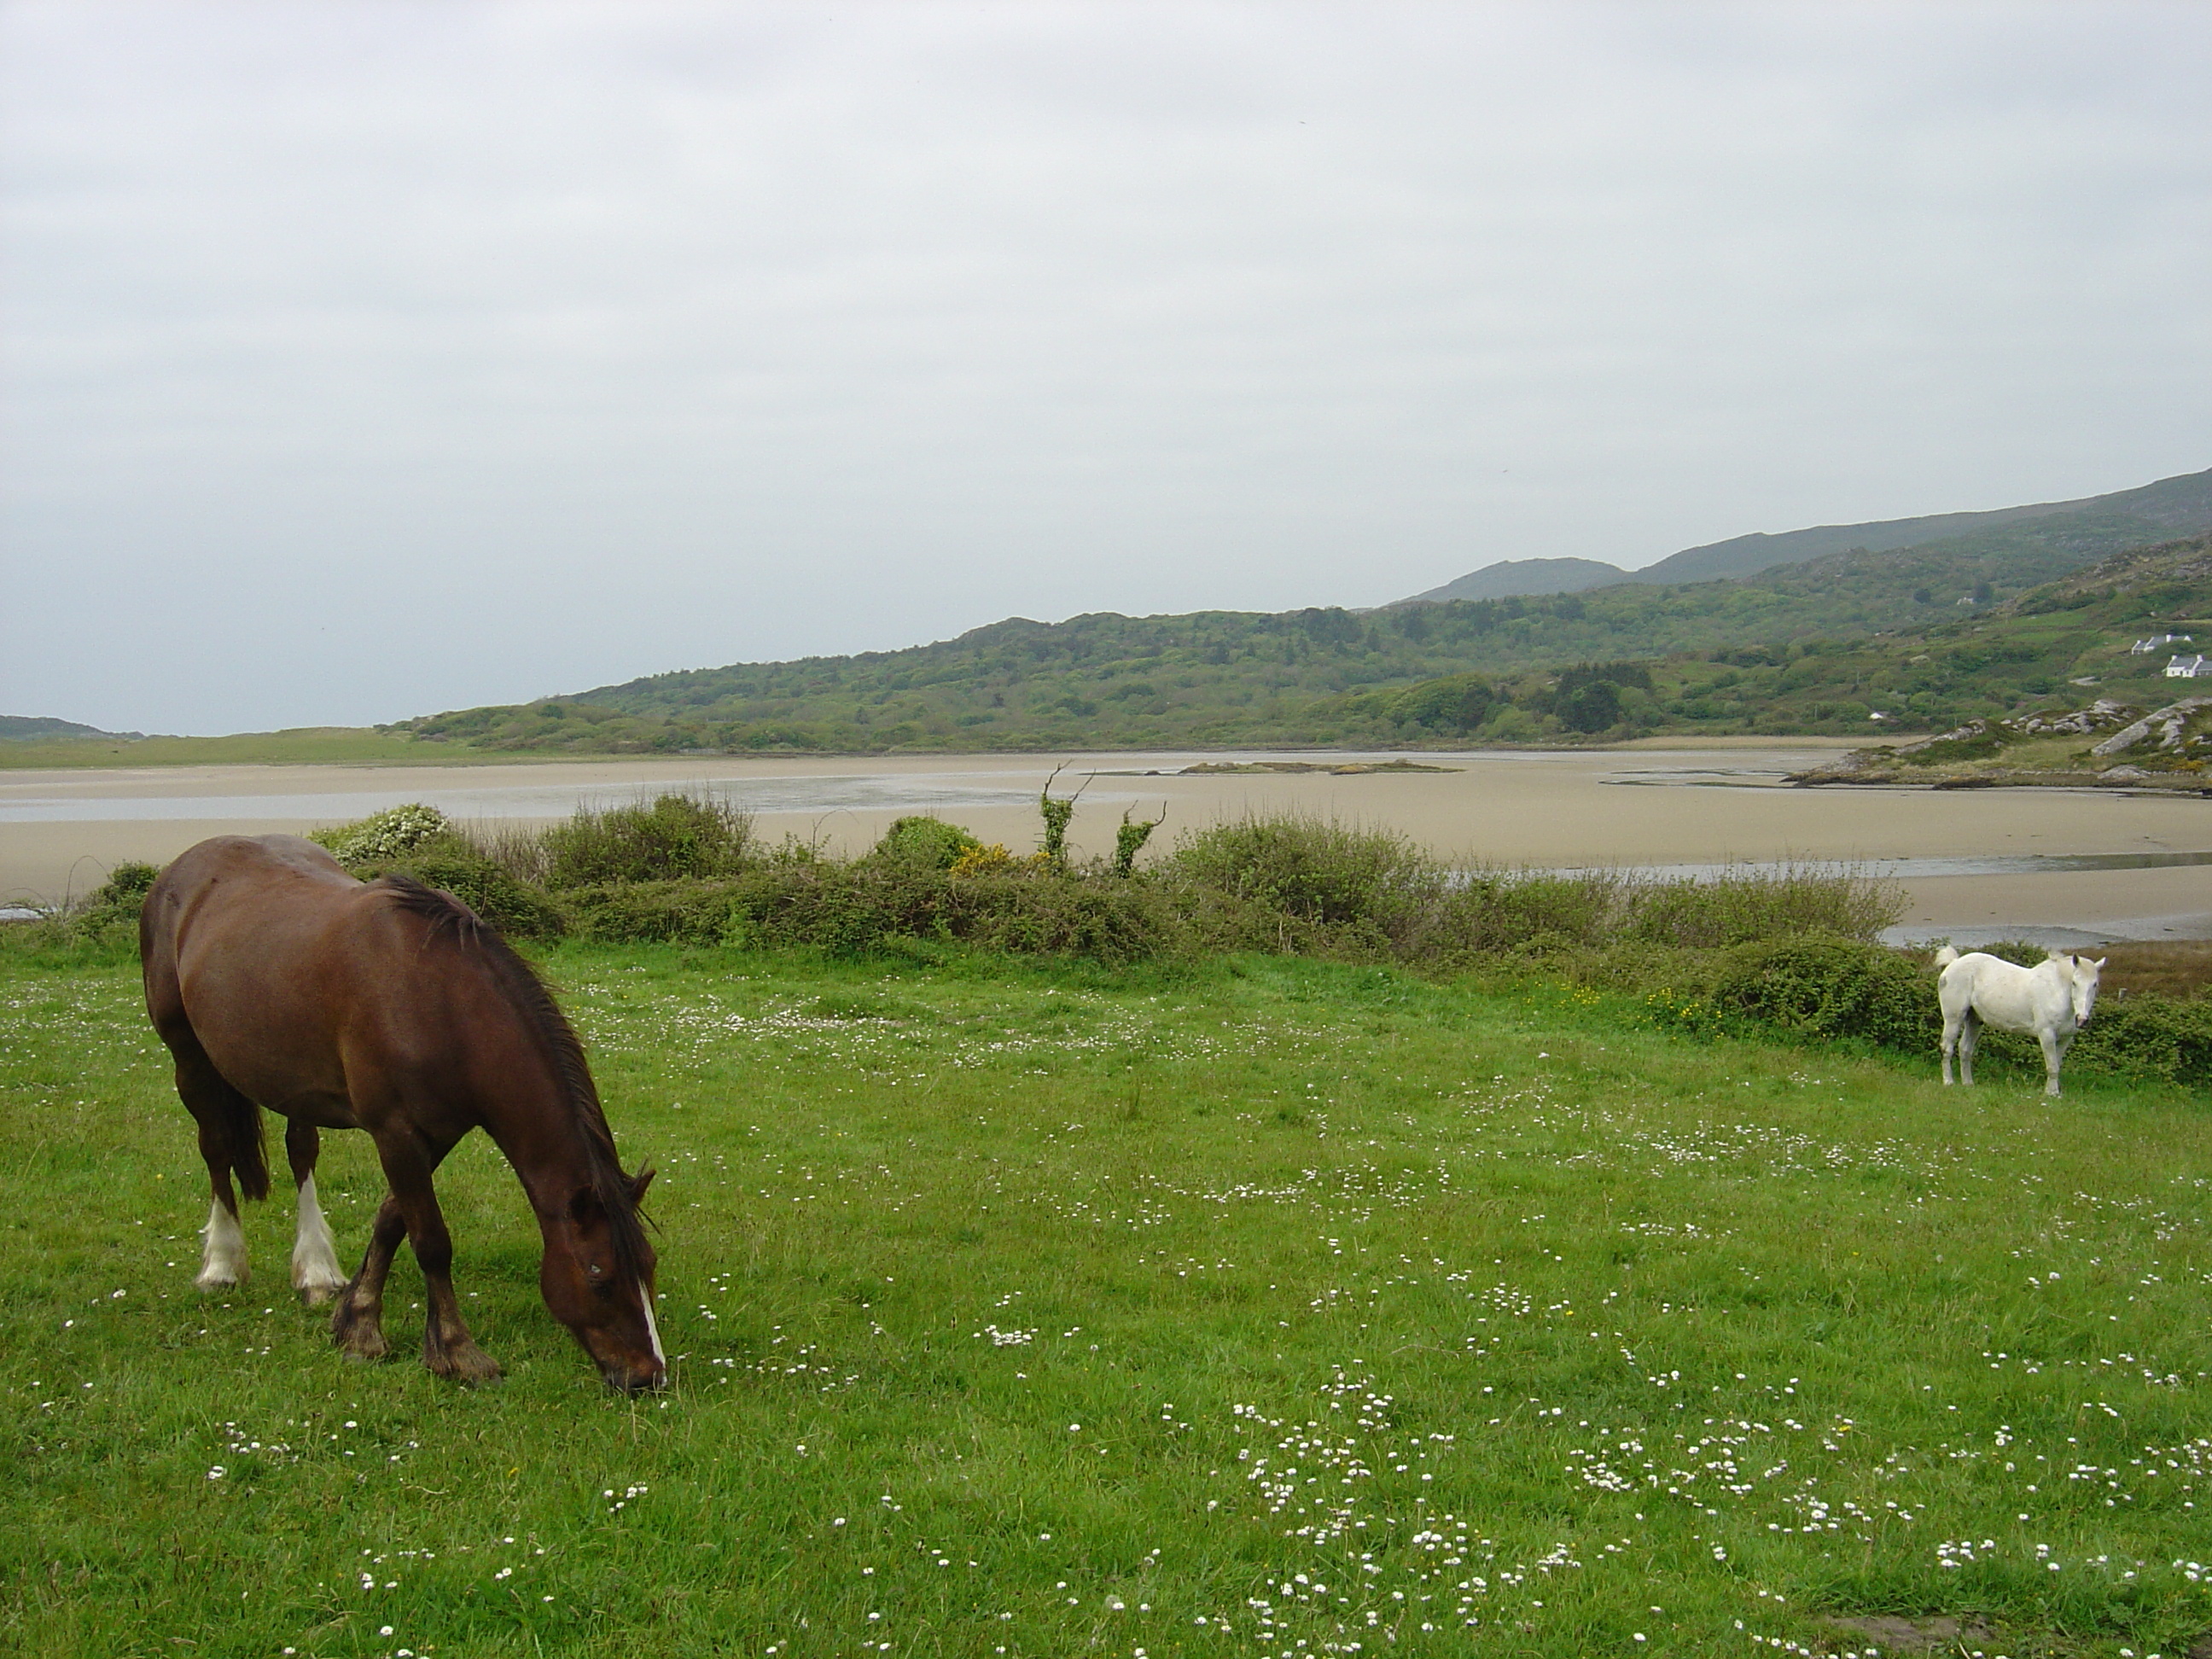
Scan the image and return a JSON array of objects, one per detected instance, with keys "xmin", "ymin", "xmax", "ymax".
[
  {"xmin": 1561, "ymin": 679, "xmax": 1622, "ymax": 732},
  {"xmin": 1388, "ymin": 673, "xmax": 1496, "ymax": 734}
]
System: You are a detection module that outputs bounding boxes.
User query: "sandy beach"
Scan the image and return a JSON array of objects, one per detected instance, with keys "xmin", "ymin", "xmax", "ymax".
[{"xmin": 6, "ymin": 744, "xmax": 2210, "ymax": 944}]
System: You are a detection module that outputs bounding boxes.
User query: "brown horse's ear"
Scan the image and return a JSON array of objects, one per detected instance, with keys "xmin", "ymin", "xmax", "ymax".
[
  {"xmin": 631, "ymin": 1167, "xmax": 655, "ymax": 1207},
  {"xmin": 568, "ymin": 1185, "xmax": 605, "ymax": 1225}
]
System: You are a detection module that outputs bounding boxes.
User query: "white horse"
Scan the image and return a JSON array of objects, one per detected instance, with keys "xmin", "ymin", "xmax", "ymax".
[{"xmin": 1934, "ymin": 946, "xmax": 2104, "ymax": 1097}]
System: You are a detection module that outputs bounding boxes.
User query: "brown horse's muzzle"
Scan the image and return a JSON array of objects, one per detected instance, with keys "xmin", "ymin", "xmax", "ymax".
[{"xmin": 602, "ymin": 1357, "xmax": 668, "ymax": 1394}]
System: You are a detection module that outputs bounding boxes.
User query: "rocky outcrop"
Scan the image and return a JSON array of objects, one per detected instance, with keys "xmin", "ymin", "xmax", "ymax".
[
  {"xmin": 1889, "ymin": 719, "xmax": 1993, "ymax": 756},
  {"xmin": 2089, "ymin": 696, "xmax": 2212, "ymax": 757},
  {"xmin": 1873, "ymin": 700, "xmax": 2135, "ymax": 764},
  {"xmin": 2018, "ymin": 699, "xmax": 2135, "ymax": 736},
  {"xmin": 1789, "ymin": 696, "xmax": 2160, "ymax": 788}
]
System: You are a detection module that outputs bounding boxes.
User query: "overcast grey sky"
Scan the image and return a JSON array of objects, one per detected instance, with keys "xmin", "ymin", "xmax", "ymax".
[{"xmin": 5, "ymin": 2, "xmax": 2209, "ymax": 734}]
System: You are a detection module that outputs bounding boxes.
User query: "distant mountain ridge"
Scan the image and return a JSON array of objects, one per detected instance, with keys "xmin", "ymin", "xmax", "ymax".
[
  {"xmin": 1392, "ymin": 465, "xmax": 2212, "ymax": 603},
  {"xmin": 0, "ymin": 714, "xmax": 138, "ymax": 742},
  {"xmin": 1394, "ymin": 556, "xmax": 1629, "ymax": 604}
]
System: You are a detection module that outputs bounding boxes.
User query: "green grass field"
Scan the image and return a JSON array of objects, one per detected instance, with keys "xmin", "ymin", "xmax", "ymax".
[
  {"xmin": 5, "ymin": 941, "xmax": 2209, "ymax": 1658},
  {"xmin": 0, "ymin": 730, "xmax": 490, "ymax": 771}
]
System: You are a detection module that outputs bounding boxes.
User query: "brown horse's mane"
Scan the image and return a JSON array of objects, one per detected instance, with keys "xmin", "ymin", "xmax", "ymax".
[{"xmin": 378, "ymin": 876, "xmax": 651, "ymax": 1284}]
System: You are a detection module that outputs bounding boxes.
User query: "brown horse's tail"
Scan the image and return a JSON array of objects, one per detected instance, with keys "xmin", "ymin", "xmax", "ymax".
[
  {"xmin": 218, "ymin": 1091, "xmax": 272, "ymax": 1203},
  {"xmin": 195, "ymin": 1065, "xmax": 271, "ymax": 1203},
  {"xmin": 139, "ymin": 862, "xmax": 272, "ymax": 1203}
]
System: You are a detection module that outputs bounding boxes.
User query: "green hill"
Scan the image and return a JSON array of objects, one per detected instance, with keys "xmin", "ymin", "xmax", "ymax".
[
  {"xmin": 1388, "ymin": 463, "xmax": 2212, "ymax": 597},
  {"xmin": 1394, "ymin": 555, "xmax": 1628, "ymax": 603},
  {"xmin": 1592, "ymin": 530, "xmax": 2212, "ymax": 742},
  {"xmin": 0, "ymin": 715, "xmax": 138, "ymax": 742},
  {"xmin": 399, "ymin": 471, "xmax": 2212, "ymax": 755},
  {"xmin": 1776, "ymin": 533, "xmax": 2212, "ymax": 783}
]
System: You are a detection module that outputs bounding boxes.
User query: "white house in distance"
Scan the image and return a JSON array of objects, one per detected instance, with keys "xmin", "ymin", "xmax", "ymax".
[
  {"xmin": 2165, "ymin": 654, "xmax": 2212, "ymax": 678},
  {"xmin": 2133, "ymin": 632, "xmax": 2194, "ymax": 654}
]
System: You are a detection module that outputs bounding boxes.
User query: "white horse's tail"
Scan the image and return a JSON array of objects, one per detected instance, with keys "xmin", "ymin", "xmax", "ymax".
[{"xmin": 1932, "ymin": 946, "xmax": 1960, "ymax": 970}]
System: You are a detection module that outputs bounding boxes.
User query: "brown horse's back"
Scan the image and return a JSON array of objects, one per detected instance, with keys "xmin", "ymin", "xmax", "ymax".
[{"xmin": 143, "ymin": 835, "xmax": 506, "ymax": 1132}]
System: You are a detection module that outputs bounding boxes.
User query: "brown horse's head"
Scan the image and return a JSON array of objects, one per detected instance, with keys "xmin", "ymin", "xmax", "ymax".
[{"xmin": 539, "ymin": 1168, "xmax": 664, "ymax": 1393}]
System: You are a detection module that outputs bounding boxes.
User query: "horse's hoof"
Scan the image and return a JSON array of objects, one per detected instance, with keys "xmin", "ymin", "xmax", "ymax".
[
  {"xmin": 429, "ymin": 1343, "xmax": 502, "ymax": 1386},
  {"xmin": 298, "ymin": 1284, "xmax": 336, "ymax": 1308},
  {"xmin": 331, "ymin": 1304, "xmax": 389, "ymax": 1360},
  {"xmin": 195, "ymin": 1271, "xmax": 242, "ymax": 1292},
  {"xmin": 335, "ymin": 1329, "xmax": 390, "ymax": 1362}
]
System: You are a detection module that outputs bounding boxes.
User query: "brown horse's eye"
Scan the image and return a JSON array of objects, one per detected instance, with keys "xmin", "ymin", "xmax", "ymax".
[{"xmin": 588, "ymin": 1263, "xmax": 604, "ymax": 1277}]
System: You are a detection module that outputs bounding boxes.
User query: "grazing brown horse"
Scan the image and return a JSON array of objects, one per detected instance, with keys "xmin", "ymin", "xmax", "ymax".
[{"xmin": 140, "ymin": 835, "xmax": 664, "ymax": 1392}]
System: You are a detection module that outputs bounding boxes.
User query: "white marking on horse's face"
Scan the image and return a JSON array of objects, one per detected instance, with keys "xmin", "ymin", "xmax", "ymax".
[{"xmin": 640, "ymin": 1287, "xmax": 666, "ymax": 1368}]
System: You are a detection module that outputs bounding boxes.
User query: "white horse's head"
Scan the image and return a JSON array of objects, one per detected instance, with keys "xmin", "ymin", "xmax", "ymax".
[{"xmin": 2068, "ymin": 954, "xmax": 2105, "ymax": 1027}]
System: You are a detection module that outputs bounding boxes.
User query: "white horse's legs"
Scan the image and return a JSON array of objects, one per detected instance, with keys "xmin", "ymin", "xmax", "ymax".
[
  {"xmin": 197, "ymin": 1197, "xmax": 247, "ymax": 1289},
  {"xmin": 1956, "ymin": 1013, "xmax": 1979, "ymax": 1086},
  {"xmin": 2039, "ymin": 1029, "xmax": 2066, "ymax": 1097},
  {"xmin": 1941, "ymin": 1013, "xmax": 1959, "ymax": 1085},
  {"xmin": 291, "ymin": 1173, "xmax": 347, "ymax": 1305}
]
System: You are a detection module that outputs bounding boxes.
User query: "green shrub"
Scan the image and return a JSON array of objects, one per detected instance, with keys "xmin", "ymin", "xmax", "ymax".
[
  {"xmin": 1706, "ymin": 934, "xmax": 1936, "ymax": 1051},
  {"xmin": 950, "ymin": 870, "xmax": 1175, "ymax": 965},
  {"xmin": 1036, "ymin": 771, "xmax": 1078, "ymax": 864},
  {"xmin": 311, "ymin": 803, "xmax": 449, "ymax": 864},
  {"xmin": 569, "ymin": 863, "xmax": 1176, "ymax": 967},
  {"xmin": 71, "ymin": 860, "xmax": 160, "ymax": 938},
  {"xmin": 1174, "ymin": 817, "xmax": 1440, "ymax": 940},
  {"xmin": 1112, "ymin": 808, "xmax": 1163, "ymax": 877},
  {"xmin": 1385, "ymin": 673, "xmax": 1495, "ymax": 735},
  {"xmin": 350, "ymin": 835, "xmax": 568, "ymax": 939},
  {"xmin": 1559, "ymin": 679, "xmax": 1622, "ymax": 733},
  {"xmin": 1424, "ymin": 871, "xmax": 1621, "ymax": 957},
  {"xmin": 1623, "ymin": 867, "xmax": 1902, "ymax": 949},
  {"xmin": 2069, "ymin": 994, "xmax": 2212, "ymax": 1088},
  {"xmin": 870, "ymin": 817, "xmax": 982, "ymax": 871},
  {"xmin": 737, "ymin": 864, "xmax": 965, "ymax": 954},
  {"xmin": 540, "ymin": 794, "xmax": 754, "ymax": 889},
  {"xmin": 565, "ymin": 878, "xmax": 742, "ymax": 946},
  {"xmin": 1409, "ymin": 866, "xmax": 1896, "ymax": 963}
]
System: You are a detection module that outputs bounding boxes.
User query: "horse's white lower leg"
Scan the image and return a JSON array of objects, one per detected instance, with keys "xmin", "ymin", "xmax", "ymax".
[
  {"xmin": 291, "ymin": 1173, "xmax": 347, "ymax": 1304},
  {"xmin": 2041, "ymin": 1032, "xmax": 2065, "ymax": 1097},
  {"xmin": 197, "ymin": 1199, "xmax": 247, "ymax": 1289},
  {"xmin": 1958, "ymin": 1019, "xmax": 1977, "ymax": 1086},
  {"xmin": 1940, "ymin": 1017, "xmax": 1958, "ymax": 1085}
]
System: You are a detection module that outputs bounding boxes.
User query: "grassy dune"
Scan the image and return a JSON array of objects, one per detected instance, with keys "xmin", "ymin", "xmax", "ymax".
[
  {"xmin": 4, "ymin": 942, "xmax": 2209, "ymax": 1657},
  {"xmin": 0, "ymin": 729, "xmax": 478, "ymax": 771}
]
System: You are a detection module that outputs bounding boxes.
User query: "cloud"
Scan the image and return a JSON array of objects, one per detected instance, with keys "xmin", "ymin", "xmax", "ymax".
[{"xmin": 4, "ymin": 1, "xmax": 2209, "ymax": 731}]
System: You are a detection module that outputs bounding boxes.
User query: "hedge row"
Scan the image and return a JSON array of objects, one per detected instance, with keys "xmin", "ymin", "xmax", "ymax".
[
  {"xmin": 37, "ymin": 799, "xmax": 2212, "ymax": 1091},
  {"xmin": 1650, "ymin": 934, "xmax": 2212, "ymax": 1091}
]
